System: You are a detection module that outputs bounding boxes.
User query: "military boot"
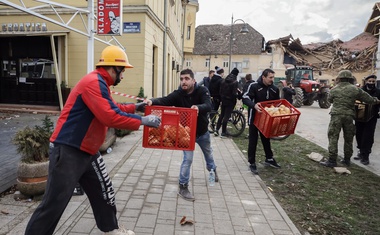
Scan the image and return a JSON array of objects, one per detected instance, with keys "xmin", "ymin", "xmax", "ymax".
[
  {"xmin": 320, "ymin": 158, "xmax": 337, "ymax": 168},
  {"xmin": 340, "ymin": 157, "xmax": 350, "ymax": 167},
  {"xmin": 178, "ymin": 184, "xmax": 195, "ymax": 201}
]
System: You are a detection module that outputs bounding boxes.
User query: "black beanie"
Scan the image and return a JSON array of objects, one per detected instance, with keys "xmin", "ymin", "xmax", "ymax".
[
  {"xmin": 365, "ymin": 74, "xmax": 377, "ymax": 80},
  {"xmin": 231, "ymin": 68, "xmax": 239, "ymax": 76}
]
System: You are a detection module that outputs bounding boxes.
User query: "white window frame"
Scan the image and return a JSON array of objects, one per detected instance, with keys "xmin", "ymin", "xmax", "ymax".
[
  {"xmin": 242, "ymin": 59, "xmax": 249, "ymax": 69},
  {"xmin": 205, "ymin": 58, "xmax": 210, "ymax": 68},
  {"xmin": 223, "ymin": 61, "xmax": 228, "ymax": 68}
]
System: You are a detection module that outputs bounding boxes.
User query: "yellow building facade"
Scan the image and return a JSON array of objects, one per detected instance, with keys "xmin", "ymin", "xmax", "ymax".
[{"xmin": 0, "ymin": 0, "xmax": 198, "ymax": 108}]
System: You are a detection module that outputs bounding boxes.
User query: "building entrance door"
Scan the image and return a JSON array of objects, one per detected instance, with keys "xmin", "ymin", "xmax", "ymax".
[{"xmin": 0, "ymin": 35, "xmax": 66, "ymax": 106}]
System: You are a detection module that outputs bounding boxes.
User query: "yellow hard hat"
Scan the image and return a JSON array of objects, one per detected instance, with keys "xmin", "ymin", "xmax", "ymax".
[{"xmin": 96, "ymin": 45, "xmax": 133, "ymax": 68}]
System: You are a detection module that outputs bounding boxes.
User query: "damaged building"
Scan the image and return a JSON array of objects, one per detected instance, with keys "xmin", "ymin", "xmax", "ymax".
[
  {"xmin": 266, "ymin": 32, "xmax": 378, "ymax": 83},
  {"xmin": 266, "ymin": 2, "xmax": 380, "ymax": 83}
]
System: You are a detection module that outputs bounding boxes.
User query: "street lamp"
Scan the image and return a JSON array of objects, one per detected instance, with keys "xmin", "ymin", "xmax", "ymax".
[{"xmin": 228, "ymin": 15, "xmax": 249, "ymax": 73}]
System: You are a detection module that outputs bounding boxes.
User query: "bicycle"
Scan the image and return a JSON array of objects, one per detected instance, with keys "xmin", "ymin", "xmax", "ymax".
[{"xmin": 208, "ymin": 105, "xmax": 246, "ymax": 137}]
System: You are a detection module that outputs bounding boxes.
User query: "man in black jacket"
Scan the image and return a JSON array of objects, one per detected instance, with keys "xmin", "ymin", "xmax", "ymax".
[
  {"xmin": 208, "ymin": 66, "xmax": 224, "ymax": 131},
  {"xmin": 146, "ymin": 69, "xmax": 218, "ymax": 201},
  {"xmin": 242, "ymin": 68, "xmax": 281, "ymax": 174},
  {"xmin": 215, "ymin": 67, "xmax": 240, "ymax": 137},
  {"xmin": 354, "ymin": 74, "xmax": 380, "ymax": 165},
  {"xmin": 283, "ymin": 82, "xmax": 296, "ymax": 104}
]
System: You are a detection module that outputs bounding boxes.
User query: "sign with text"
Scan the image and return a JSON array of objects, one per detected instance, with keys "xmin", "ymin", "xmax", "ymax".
[
  {"xmin": 123, "ymin": 22, "xmax": 141, "ymax": 33},
  {"xmin": 97, "ymin": 0, "xmax": 122, "ymax": 35}
]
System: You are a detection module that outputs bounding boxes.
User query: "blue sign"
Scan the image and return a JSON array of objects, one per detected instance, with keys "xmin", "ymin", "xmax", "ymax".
[{"xmin": 123, "ymin": 22, "xmax": 140, "ymax": 33}]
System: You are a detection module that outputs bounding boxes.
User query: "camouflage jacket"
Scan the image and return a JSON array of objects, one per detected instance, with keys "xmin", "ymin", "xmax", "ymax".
[{"xmin": 328, "ymin": 82, "xmax": 378, "ymax": 117}]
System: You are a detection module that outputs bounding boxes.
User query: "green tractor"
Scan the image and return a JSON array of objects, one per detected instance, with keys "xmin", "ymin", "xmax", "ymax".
[{"xmin": 277, "ymin": 65, "xmax": 330, "ymax": 109}]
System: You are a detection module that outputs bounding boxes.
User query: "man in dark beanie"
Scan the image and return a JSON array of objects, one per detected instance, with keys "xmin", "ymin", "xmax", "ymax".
[
  {"xmin": 354, "ymin": 74, "xmax": 380, "ymax": 165},
  {"xmin": 320, "ymin": 70, "xmax": 380, "ymax": 168},
  {"xmin": 231, "ymin": 67, "xmax": 239, "ymax": 76},
  {"xmin": 214, "ymin": 67, "xmax": 240, "ymax": 137},
  {"xmin": 208, "ymin": 66, "xmax": 224, "ymax": 131}
]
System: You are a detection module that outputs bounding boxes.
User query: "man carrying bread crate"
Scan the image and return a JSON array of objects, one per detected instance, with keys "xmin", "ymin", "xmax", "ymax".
[
  {"xmin": 242, "ymin": 68, "xmax": 281, "ymax": 175},
  {"xmin": 145, "ymin": 69, "xmax": 218, "ymax": 201}
]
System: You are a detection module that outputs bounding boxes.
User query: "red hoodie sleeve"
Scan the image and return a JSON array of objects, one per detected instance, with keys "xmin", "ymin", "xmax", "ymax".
[{"xmin": 82, "ymin": 78, "xmax": 142, "ymax": 130}]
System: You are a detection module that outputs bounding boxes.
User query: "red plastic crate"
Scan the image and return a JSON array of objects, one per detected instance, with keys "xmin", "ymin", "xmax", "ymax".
[
  {"xmin": 143, "ymin": 106, "xmax": 198, "ymax": 151},
  {"xmin": 253, "ymin": 99, "xmax": 301, "ymax": 138}
]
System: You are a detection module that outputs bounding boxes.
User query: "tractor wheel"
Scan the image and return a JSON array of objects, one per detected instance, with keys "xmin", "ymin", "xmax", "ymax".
[
  {"xmin": 293, "ymin": 87, "xmax": 303, "ymax": 108},
  {"xmin": 319, "ymin": 89, "xmax": 331, "ymax": 109},
  {"xmin": 303, "ymin": 98, "xmax": 314, "ymax": 106},
  {"xmin": 277, "ymin": 82, "xmax": 284, "ymax": 99}
]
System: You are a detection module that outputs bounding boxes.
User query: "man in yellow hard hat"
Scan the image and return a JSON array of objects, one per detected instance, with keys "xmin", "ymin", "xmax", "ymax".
[{"xmin": 25, "ymin": 45, "xmax": 160, "ymax": 235}]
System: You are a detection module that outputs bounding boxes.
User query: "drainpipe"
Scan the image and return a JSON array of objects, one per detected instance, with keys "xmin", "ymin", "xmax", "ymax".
[
  {"xmin": 181, "ymin": 2, "xmax": 187, "ymax": 73},
  {"xmin": 376, "ymin": 29, "xmax": 380, "ymax": 79},
  {"xmin": 162, "ymin": 0, "xmax": 168, "ymax": 96},
  {"xmin": 87, "ymin": 0, "xmax": 94, "ymax": 73}
]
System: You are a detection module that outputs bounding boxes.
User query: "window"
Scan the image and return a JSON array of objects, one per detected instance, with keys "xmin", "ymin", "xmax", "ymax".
[
  {"xmin": 187, "ymin": 26, "xmax": 191, "ymax": 40},
  {"xmin": 231, "ymin": 62, "xmax": 242, "ymax": 72},
  {"xmin": 223, "ymin": 61, "xmax": 228, "ymax": 68},
  {"xmin": 205, "ymin": 58, "xmax": 210, "ymax": 68},
  {"xmin": 186, "ymin": 60, "xmax": 191, "ymax": 67},
  {"xmin": 242, "ymin": 59, "xmax": 249, "ymax": 68}
]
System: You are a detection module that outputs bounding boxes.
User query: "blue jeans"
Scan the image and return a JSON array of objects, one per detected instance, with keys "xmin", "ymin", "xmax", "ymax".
[{"xmin": 179, "ymin": 131, "xmax": 216, "ymax": 185}]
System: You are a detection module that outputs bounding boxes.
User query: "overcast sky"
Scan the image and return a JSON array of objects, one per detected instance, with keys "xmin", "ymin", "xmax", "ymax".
[{"xmin": 195, "ymin": 0, "xmax": 377, "ymax": 44}]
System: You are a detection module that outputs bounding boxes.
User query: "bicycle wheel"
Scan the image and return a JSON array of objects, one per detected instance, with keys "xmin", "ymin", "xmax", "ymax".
[
  {"xmin": 207, "ymin": 111, "xmax": 219, "ymax": 133},
  {"xmin": 226, "ymin": 110, "xmax": 246, "ymax": 137},
  {"xmin": 270, "ymin": 135, "xmax": 290, "ymax": 141}
]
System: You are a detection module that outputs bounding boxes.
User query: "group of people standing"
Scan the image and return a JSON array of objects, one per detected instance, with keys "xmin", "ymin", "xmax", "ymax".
[
  {"xmin": 320, "ymin": 71, "xmax": 380, "ymax": 168},
  {"xmin": 201, "ymin": 66, "xmax": 241, "ymax": 137}
]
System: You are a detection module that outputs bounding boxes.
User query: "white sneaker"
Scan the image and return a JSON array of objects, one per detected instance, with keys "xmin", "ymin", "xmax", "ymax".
[{"xmin": 104, "ymin": 227, "xmax": 135, "ymax": 235}]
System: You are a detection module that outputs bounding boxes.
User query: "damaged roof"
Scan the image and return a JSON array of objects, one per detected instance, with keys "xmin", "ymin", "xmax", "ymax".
[
  {"xmin": 365, "ymin": 2, "xmax": 380, "ymax": 35},
  {"xmin": 263, "ymin": 2, "xmax": 380, "ymax": 72},
  {"xmin": 341, "ymin": 32, "xmax": 378, "ymax": 52},
  {"xmin": 266, "ymin": 32, "xmax": 377, "ymax": 72},
  {"xmin": 193, "ymin": 24, "xmax": 264, "ymax": 55}
]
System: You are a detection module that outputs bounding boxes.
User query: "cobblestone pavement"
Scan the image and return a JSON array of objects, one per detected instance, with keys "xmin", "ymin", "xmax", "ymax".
[{"xmin": 0, "ymin": 127, "xmax": 300, "ymax": 235}]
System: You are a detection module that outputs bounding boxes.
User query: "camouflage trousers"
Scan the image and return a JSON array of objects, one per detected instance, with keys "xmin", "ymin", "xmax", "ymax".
[{"xmin": 328, "ymin": 115, "xmax": 355, "ymax": 161}]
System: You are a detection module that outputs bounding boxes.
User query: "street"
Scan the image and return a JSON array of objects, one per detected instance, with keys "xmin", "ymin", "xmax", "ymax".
[{"xmin": 295, "ymin": 102, "xmax": 380, "ymax": 176}]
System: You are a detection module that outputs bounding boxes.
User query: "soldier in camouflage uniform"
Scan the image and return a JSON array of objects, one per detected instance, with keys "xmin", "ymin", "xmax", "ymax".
[{"xmin": 320, "ymin": 70, "xmax": 380, "ymax": 168}]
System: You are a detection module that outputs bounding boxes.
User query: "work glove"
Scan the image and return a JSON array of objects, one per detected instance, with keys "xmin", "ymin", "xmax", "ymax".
[
  {"xmin": 135, "ymin": 102, "xmax": 147, "ymax": 112},
  {"xmin": 141, "ymin": 114, "xmax": 161, "ymax": 128}
]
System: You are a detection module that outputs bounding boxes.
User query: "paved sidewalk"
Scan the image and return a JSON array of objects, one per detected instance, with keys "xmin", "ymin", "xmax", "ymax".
[{"xmin": 0, "ymin": 128, "xmax": 300, "ymax": 235}]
